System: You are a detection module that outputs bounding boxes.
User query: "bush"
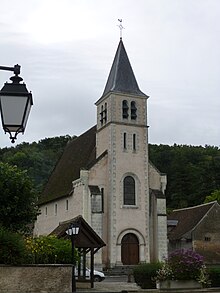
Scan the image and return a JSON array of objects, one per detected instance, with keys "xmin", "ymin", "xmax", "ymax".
[
  {"xmin": 0, "ymin": 231, "xmax": 76, "ymax": 265},
  {"xmin": 0, "ymin": 226, "xmax": 27, "ymax": 264},
  {"xmin": 25, "ymin": 235, "xmax": 73, "ymax": 264},
  {"xmin": 155, "ymin": 249, "xmax": 209, "ymax": 287},
  {"xmin": 208, "ymin": 267, "xmax": 220, "ymax": 287},
  {"xmin": 133, "ymin": 263, "xmax": 162, "ymax": 289},
  {"xmin": 165, "ymin": 249, "xmax": 204, "ymax": 280}
]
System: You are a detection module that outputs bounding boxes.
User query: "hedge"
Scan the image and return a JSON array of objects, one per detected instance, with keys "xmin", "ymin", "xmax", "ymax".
[
  {"xmin": 208, "ymin": 267, "xmax": 220, "ymax": 287},
  {"xmin": 133, "ymin": 263, "xmax": 162, "ymax": 289},
  {"xmin": 0, "ymin": 228, "xmax": 73, "ymax": 265}
]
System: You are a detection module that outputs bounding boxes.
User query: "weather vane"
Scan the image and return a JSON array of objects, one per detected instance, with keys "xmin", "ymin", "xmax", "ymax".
[{"xmin": 117, "ymin": 19, "xmax": 124, "ymax": 40}]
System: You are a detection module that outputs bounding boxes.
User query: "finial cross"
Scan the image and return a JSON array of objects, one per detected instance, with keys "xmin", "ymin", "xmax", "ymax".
[{"xmin": 117, "ymin": 19, "xmax": 124, "ymax": 40}]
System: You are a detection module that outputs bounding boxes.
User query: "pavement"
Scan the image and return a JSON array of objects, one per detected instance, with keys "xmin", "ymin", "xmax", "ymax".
[
  {"xmin": 78, "ymin": 275, "xmax": 143, "ymax": 292},
  {"xmin": 77, "ymin": 276, "xmax": 220, "ymax": 293},
  {"xmin": 92, "ymin": 281, "xmax": 141, "ymax": 292}
]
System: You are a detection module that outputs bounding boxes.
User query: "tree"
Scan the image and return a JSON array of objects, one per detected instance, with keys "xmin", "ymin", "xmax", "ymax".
[
  {"xmin": 0, "ymin": 162, "xmax": 38, "ymax": 233},
  {"xmin": 149, "ymin": 144, "xmax": 220, "ymax": 208},
  {"xmin": 204, "ymin": 190, "xmax": 220, "ymax": 204},
  {"xmin": 0, "ymin": 226, "xmax": 27, "ymax": 264},
  {"xmin": 0, "ymin": 138, "xmax": 219, "ymax": 211},
  {"xmin": 0, "ymin": 135, "xmax": 72, "ymax": 193}
]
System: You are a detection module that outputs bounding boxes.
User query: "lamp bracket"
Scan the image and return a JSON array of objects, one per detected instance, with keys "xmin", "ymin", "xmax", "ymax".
[{"xmin": 0, "ymin": 64, "xmax": 21, "ymax": 75}]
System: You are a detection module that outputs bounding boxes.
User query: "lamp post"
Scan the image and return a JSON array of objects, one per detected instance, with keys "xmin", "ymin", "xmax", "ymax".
[
  {"xmin": 66, "ymin": 223, "xmax": 80, "ymax": 293},
  {"xmin": 0, "ymin": 64, "xmax": 33, "ymax": 143}
]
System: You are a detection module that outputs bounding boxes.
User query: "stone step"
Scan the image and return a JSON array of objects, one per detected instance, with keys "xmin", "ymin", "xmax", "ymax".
[{"xmin": 104, "ymin": 265, "xmax": 136, "ymax": 276}]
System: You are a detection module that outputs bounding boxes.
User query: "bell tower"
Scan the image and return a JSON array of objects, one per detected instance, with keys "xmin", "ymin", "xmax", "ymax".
[
  {"xmin": 95, "ymin": 39, "xmax": 154, "ymax": 266},
  {"xmin": 95, "ymin": 39, "xmax": 149, "ymax": 156}
]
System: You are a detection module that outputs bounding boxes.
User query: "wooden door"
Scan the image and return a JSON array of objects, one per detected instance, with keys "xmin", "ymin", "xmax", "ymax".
[{"xmin": 121, "ymin": 233, "xmax": 139, "ymax": 265}]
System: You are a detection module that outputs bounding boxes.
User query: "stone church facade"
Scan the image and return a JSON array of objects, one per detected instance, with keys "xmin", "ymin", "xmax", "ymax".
[{"xmin": 34, "ymin": 38, "xmax": 167, "ymax": 268}]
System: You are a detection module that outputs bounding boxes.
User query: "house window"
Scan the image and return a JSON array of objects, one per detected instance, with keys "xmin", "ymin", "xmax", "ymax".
[
  {"xmin": 45, "ymin": 206, "xmax": 48, "ymax": 216},
  {"xmin": 122, "ymin": 100, "xmax": 129, "ymax": 119},
  {"xmin": 123, "ymin": 176, "xmax": 135, "ymax": 205},
  {"xmin": 55, "ymin": 203, "xmax": 57, "ymax": 216},
  {"xmin": 205, "ymin": 237, "xmax": 211, "ymax": 242},
  {"xmin": 133, "ymin": 134, "xmax": 136, "ymax": 151},
  {"xmin": 123, "ymin": 132, "xmax": 127, "ymax": 149},
  {"xmin": 131, "ymin": 101, "xmax": 137, "ymax": 120},
  {"xmin": 66, "ymin": 199, "xmax": 69, "ymax": 211}
]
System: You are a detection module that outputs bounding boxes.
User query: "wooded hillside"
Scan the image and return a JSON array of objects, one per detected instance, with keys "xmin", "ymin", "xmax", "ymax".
[
  {"xmin": 0, "ymin": 135, "xmax": 74, "ymax": 193},
  {"xmin": 149, "ymin": 144, "xmax": 220, "ymax": 208},
  {"xmin": 0, "ymin": 137, "xmax": 219, "ymax": 209}
]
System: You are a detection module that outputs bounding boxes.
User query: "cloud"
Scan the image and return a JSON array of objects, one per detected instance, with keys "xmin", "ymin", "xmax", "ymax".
[{"xmin": 0, "ymin": 0, "xmax": 220, "ymax": 148}]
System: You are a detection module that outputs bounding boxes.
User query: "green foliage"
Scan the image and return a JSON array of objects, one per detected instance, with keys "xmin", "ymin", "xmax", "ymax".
[
  {"xmin": 0, "ymin": 135, "xmax": 72, "ymax": 193},
  {"xmin": 207, "ymin": 267, "xmax": 220, "ymax": 287},
  {"xmin": 0, "ymin": 231, "xmax": 74, "ymax": 265},
  {"xmin": 133, "ymin": 262, "xmax": 162, "ymax": 289},
  {"xmin": 0, "ymin": 162, "xmax": 38, "ymax": 233},
  {"xmin": 0, "ymin": 227, "xmax": 27, "ymax": 264},
  {"xmin": 149, "ymin": 144, "xmax": 220, "ymax": 208},
  {"xmin": 204, "ymin": 190, "xmax": 220, "ymax": 204},
  {"xmin": 0, "ymin": 138, "xmax": 220, "ymax": 211},
  {"xmin": 25, "ymin": 235, "xmax": 73, "ymax": 264}
]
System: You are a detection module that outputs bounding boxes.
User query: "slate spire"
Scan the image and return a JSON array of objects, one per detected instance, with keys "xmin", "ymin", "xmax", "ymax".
[{"xmin": 101, "ymin": 39, "xmax": 147, "ymax": 98}]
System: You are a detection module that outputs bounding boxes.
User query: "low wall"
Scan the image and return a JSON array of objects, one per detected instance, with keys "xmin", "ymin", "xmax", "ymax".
[{"xmin": 0, "ymin": 265, "xmax": 72, "ymax": 292}]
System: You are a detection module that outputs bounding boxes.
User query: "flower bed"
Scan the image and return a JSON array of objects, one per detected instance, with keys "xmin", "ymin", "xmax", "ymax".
[{"xmin": 155, "ymin": 249, "xmax": 210, "ymax": 288}]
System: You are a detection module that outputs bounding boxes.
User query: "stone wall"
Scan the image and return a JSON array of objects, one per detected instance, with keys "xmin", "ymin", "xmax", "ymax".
[{"xmin": 0, "ymin": 265, "xmax": 72, "ymax": 293}]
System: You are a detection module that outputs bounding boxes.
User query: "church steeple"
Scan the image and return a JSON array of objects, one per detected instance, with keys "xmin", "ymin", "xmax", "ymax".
[{"xmin": 101, "ymin": 40, "xmax": 147, "ymax": 98}]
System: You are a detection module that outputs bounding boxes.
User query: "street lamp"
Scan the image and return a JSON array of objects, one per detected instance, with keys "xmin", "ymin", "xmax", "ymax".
[
  {"xmin": 66, "ymin": 223, "xmax": 80, "ymax": 293},
  {"xmin": 0, "ymin": 64, "xmax": 33, "ymax": 143}
]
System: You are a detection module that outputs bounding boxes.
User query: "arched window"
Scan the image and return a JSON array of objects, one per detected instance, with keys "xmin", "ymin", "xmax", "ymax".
[
  {"xmin": 122, "ymin": 100, "xmax": 129, "ymax": 119},
  {"xmin": 100, "ymin": 105, "xmax": 104, "ymax": 124},
  {"xmin": 104, "ymin": 102, "xmax": 107, "ymax": 122},
  {"xmin": 55, "ymin": 203, "xmax": 58, "ymax": 216},
  {"xmin": 66, "ymin": 199, "xmax": 69, "ymax": 211},
  {"xmin": 133, "ymin": 133, "xmax": 136, "ymax": 151},
  {"xmin": 123, "ymin": 132, "xmax": 127, "ymax": 149},
  {"xmin": 131, "ymin": 101, "xmax": 137, "ymax": 120},
  {"xmin": 123, "ymin": 176, "xmax": 135, "ymax": 205},
  {"xmin": 100, "ymin": 103, "xmax": 107, "ymax": 125}
]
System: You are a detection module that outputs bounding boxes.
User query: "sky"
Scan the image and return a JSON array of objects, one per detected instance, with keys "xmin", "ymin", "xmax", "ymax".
[{"xmin": 0, "ymin": 0, "xmax": 219, "ymax": 148}]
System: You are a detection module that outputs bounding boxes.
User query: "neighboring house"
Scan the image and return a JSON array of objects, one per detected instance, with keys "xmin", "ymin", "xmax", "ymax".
[
  {"xmin": 168, "ymin": 201, "xmax": 220, "ymax": 264},
  {"xmin": 34, "ymin": 38, "xmax": 167, "ymax": 268}
]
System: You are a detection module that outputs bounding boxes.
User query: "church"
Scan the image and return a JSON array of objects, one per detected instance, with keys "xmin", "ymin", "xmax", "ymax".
[{"xmin": 34, "ymin": 37, "xmax": 168, "ymax": 268}]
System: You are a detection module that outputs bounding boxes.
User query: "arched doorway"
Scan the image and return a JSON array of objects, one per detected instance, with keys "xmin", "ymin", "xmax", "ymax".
[{"xmin": 121, "ymin": 233, "xmax": 139, "ymax": 265}]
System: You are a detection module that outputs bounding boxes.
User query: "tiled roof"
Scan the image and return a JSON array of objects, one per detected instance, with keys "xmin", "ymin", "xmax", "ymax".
[
  {"xmin": 100, "ymin": 39, "xmax": 147, "ymax": 99},
  {"xmin": 50, "ymin": 215, "xmax": 106, "ymax": 249},
  {"xmin": 168, "ymin": 201, "xmax": 217, "ymax": 241},
  {"xmin": 38, "ymin": 126, "xmax": 97, "ymax": 205}
]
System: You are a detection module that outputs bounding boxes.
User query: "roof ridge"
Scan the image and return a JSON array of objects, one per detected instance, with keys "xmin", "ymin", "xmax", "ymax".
[{"xmin": 173, "ymin": 200, "xmax": 217, "ymax": 212}]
